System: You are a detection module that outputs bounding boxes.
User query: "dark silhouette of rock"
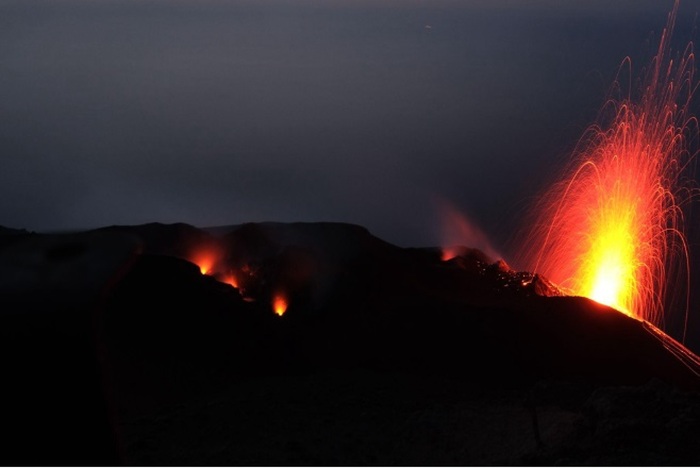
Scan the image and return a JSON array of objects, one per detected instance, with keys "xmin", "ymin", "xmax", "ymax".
[
  {"xmin": 93, "ymin": 222, "xmax": 217, "ymax": 258},
  {"xmin": 0, "ymin": 224, "xmax": 32, "ymax": 250},
  {"xmin": 0, "ymin": 225, "xmax": 30, "ymax": 236},
  {"xmin": 1, "ymin": 221, "xmax": 699, "ymax": 464},
  {"xmin": 0, "ymin": 231, "xmax": 139, "ymax": 465},
  {"xmin": 88, "ymin": 221, "xmax": 699, "ymax": 390}
]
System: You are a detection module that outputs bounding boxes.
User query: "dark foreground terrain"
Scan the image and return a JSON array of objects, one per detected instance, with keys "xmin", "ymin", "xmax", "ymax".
[{"xmin": 0, "ymin": 222, "xmax": 699, "ymax": 465}]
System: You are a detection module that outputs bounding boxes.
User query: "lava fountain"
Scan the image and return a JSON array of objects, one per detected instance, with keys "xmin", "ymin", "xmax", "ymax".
[{"xmin": 522, "ymin": 3, "xmax": 698, "ymax": 336}]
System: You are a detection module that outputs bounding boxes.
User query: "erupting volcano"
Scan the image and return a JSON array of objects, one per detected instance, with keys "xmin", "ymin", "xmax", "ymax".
[
  {"xmin": 522, "ymin": 2, "xmax": 699, "ymax": 337},
  {"xmin": 4, "ymin": 1, "xmax": 700, "ymax": 465}
]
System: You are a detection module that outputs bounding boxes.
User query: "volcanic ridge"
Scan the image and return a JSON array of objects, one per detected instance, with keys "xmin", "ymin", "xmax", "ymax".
[{"xmin": 0, "ymin": 221, "xmax": 699, "ymax": 465}]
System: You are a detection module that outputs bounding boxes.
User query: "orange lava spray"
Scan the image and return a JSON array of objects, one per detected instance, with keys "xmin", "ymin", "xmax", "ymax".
[{"xmin": 521, "ymin": 3, "xmax": 698, "ymax": 337}]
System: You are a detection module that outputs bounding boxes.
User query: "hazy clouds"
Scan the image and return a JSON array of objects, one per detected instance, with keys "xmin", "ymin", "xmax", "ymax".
[{"xmin": 0, "ymin": 0, "xmax": 697, "ymax": 248}]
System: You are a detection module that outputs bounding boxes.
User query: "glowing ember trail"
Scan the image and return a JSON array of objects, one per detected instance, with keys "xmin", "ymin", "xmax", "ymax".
[
  {"xmin": 272, "ymin": 294, "xmax": 288, "ymax": 316},
  {"xmin": 522, "ymin": 3, "xmax": 698, "ymax": 335}
]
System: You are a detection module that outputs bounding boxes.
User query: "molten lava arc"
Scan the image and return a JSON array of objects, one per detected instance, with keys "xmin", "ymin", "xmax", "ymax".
[
  {"xmin": 521, "ymin": 3, "xmax": 697, "ymax": 335},
  {"xmin": 273, "ymin": 294, "xmax": 288, "ymax": 316}
]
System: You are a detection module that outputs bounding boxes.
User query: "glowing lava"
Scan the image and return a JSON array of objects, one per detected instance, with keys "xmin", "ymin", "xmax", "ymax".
[
  {"xmin": 522, "ymin": 3, "xmax": 697, "ymax": 333},
  {"xmin": 222, "ymin": 273, "xmax": 238, "ymax": 289},
  {"xmin": 437, "ymin": 198, "xmax": 501, "ymax": 263},
  {"xmin": 442, "ymin": 247, "xmax": 459, "ymax": 262},
  {"xmin": 272, "ymin": 294, "xmax": 288, "ymax": 316},
  {"xmin": 193, "ymin": 252, "xmax": 217, "ymax": 275}
]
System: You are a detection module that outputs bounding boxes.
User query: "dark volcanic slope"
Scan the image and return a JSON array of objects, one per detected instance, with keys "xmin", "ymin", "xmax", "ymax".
[
  {"xmin": 2, "ymin": 221, "xmax": 699, "ymax": 465},
  {"xmin": 0, "ymin": 224, "xmax": 31, "ymax": 250},
  {"xmin": 100, "ymin": 222, "xmax": 700, "ymax": 392},
  {"xmin": 94, "ymin": 222, "xmax": 217, "ymax": 258}
]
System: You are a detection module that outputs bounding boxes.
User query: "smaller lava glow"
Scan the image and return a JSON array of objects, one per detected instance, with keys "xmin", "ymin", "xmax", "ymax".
[
  {"xmin": 222, "ymin": 273, "xmax": 238, "ymax": 289},
  {"xmin": 437, "ymin": 198, "xmax": 501, "ymax": 263},
  {"xmin": 441, "ymin": 247, "xmax": 459, "ymax": 262},
  {"xmin": 192, "ymin": 251, "xmax": 217, "ymax": 275},
  {"xmin": 272, "ymin": 294, "xmax": 288, "ymax": 316}
]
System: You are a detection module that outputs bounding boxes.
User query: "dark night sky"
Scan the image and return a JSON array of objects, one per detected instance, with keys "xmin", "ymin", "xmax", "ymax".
[{"xmin": 1, "ymin": 0, "xmax": 699, "ymax": 253}]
